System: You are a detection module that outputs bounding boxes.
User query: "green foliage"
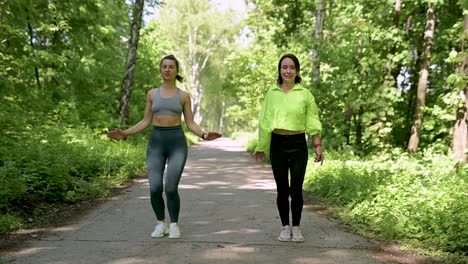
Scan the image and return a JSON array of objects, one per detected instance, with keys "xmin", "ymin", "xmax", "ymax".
[
  {"xmin": 247, "ymin": 0, "xmax": 315, "ymax": 47},
  {"xmin": 158, "ymin": 0, "xmax": 242, "ymax": 133},
  {"xmin": 0, "ymin": 125, "xmax": 146, "ymax": 206},
  {"xmin": 1, "ymin": 0, "xmax": 130, "ymax": 125},
  {"xmin": 0, "ymin": 214, "xmax": 23, "ymax": 234},
  {"xmin": 222, "ymin": 39, "xmax": 294, "ymax": 134},
  {"xmin": 231, "ymin": 132, "xmax": 258, "ymax": 153},
  {"xmin": 1, "ymin": 0, "xmax": 143, "ymax": 229},
  {"xmin": 305, "ymin": 152, "xmax": 468, "ymax": 253},
  {"xmin": 236, "ymin": 0, "xmax": 465, "ymax": 154}
]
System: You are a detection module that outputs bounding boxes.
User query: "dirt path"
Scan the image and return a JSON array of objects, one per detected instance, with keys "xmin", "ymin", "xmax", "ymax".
[{"xmin": 1, "ymin": 138, "xmax": 393, "ymax": 264}]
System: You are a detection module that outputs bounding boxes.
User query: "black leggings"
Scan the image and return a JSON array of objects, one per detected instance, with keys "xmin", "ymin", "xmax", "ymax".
[
  {"xmin": 270, "ymin": 133, "xmax": 308, "ymax": 227},
  {"xmin": 146, "ymin": 126, "xmax": 187, "ymax": 223}
]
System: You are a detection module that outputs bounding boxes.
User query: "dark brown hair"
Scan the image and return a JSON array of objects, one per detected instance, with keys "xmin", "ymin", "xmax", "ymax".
[
  {"xmin": 277, "ymin": 54, "xmax": 302, "ymax": 85},
  {"xmin": 160, "ymin": 55, "xmax": 184, "ymax": 82}
]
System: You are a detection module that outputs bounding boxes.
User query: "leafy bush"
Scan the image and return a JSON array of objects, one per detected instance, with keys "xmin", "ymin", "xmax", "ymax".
[
  {"xmin": 231, "ymin": 132, "xmax": 258, "ymax": 153},
  {"xmin": 305, "ymin": 151, "xmax": 468, "ymax": 254},
  {"xmin": 0, "ymin": 124, "xmax": 147, "ymax": 230},
  {"xmin": 0, "ymin": 214, "xmax": 22, "ymax": 233}
]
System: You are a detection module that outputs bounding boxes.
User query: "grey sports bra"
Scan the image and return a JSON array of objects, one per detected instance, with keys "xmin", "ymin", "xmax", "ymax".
[{"xmin": 151, "ymin": 88, "xmax": 183, "ymax": 117}]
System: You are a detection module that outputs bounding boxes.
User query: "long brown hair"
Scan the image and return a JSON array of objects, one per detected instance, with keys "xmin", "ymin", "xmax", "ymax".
[{"xmin": 277, "ymin": 54, "xmax": 302, "ymax": 85}]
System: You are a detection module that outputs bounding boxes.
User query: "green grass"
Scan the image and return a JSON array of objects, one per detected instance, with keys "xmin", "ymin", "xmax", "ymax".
[{"xmin": 304, "ymin": 151, "xmax": 468, "ymax": 262}]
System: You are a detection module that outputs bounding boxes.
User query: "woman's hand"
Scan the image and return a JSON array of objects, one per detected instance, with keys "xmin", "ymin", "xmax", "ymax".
[
  {"xmin": 253, "ymin": 151, "xmax": 265, "ymax": 163},
  {"xmin": 314, "ymin": 147, "xmax": 324, "ymax": 165},
  {"xmin": 203, "ymin": 132, "xmax": 222, "ymax": 141},
  {"xmin": 107, "ymin": 129, "xmax": 127, "ymax": 140}
]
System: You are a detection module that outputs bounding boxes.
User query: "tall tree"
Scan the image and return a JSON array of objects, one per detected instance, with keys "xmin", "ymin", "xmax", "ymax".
[
  {"xmin": 25, "ymin": 7, "xmax": 41, "ymax": 89},
  {"xmin": 312, "ymin": 0, "xmax": 324, "ymax": 86},
  {"xmin": 393, "ymin": 0, "xmax": 401, "ymax": 26},
  {"xmin": 159, "ymin": 0, "xmax": 239, "ymax": 123},
  {"xmin": 452, "ymin": 15, "xmax": 468, "ymax": 161},
  {"xmin": 408, "ymin": 7, "xmax": 436, "ymax": 153},
  {"xmin": 119, "ymin": 0, "xmax": 145, "ymax": 124}
]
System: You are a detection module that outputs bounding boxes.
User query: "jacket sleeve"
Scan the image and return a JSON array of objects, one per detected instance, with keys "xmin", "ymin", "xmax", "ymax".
[
  {"xmin": 256, "ymin": 91, "xmax": 272, "ymax": 153},
  {"xmin": 305, "ymin": 91, "xmax": 322, "ymax": 136}
]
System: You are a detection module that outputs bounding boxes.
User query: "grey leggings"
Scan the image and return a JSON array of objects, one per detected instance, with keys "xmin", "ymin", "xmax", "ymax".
[{"xmin": 146, "ymin": 126, "xmax": 187, "ymax": 223}]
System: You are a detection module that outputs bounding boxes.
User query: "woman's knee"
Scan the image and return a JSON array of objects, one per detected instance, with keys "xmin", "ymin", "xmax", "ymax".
[
  {"xmin": 165, "ymin": 189, "xmax": 179, "ymax": 200},
  {"xmin": 277, "ymin": 189, "xmax": 290, "ymax": 199},
  {"xmin": 149, "ymin": 183, "xmax": 163, "ymax": 195},
  {"xmin": 290, "ymin": 191, "xmax": 303, "ymax": 202}
]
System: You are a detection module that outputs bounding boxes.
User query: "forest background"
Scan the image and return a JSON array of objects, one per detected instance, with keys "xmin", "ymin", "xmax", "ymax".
[{"xmin": 0, "ymin": 0, "xmax": 467, "ymax": 262}]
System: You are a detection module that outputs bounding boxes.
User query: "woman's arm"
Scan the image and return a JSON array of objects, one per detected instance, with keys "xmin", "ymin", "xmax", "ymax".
[
  {"xmin": 123, "ymin": 90, "xmax": 154, "ymax": 136},
  {"xmin": 108, "ymin": 90, "xmax": 154, "ymax": 139},
  {"xmin": 255, "ymin": 90, "xmax": 272, "ymax": 153},
  {"xmin": 312, "ymin": 134, "xmax": 324, "ymax": 165},
  {"xmin": 181, "ymin": 91, "xmax": 221, "ymax": 140},
  {"xmin": 254, "ymin": 90, "xmax": 272, "ymax": 162},
  {"xmin": 305, "ymin": 91, "xmax": 324, "ymax": 164}
]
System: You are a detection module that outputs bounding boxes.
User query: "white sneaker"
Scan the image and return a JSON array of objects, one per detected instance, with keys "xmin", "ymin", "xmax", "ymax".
[
  {"xmin": 151, "ymin": 221, "xmax": 169, "ymax": 238},
  {"xmin": 292, "ymin": 226, "xmax": 304, "ymax": 242},
  {"xmin": 278, "ymin": 225, "xmax": 291, "ymax": 241},
  {"xmin": 168, "ymin": 223, "xmax": 181, "ymax": 239}
]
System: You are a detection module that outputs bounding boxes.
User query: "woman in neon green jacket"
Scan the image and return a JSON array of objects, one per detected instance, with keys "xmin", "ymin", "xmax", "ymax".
[{"xmin": 254, "ymin": 54, "xmax": 324, "ymax": 242}]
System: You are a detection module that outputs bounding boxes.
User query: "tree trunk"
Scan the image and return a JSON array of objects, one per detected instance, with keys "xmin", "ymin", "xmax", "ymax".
[
  {"xmin": 312, "ymin": 0, "xmax": 324, "ymax": 87},
  {"xmin": 344, "ymin": 105, "xmax": 353, "ymax": 145},
  {"xmin": 187, "ymin": 29, "xmax": 213, "ymax": 123},
  {"xmin": 219, "ymin": 100, "xmax": 225, "ymax": 133},
  {"xmin": 452, "ymin": 15, "xmax": 468, "ymax": 162},
  {"xmin": 393, "ymin": 0, "xmax": 401, "ymax": 26},
  {"xmin": 355, "ymin": 106, "xmax": 364, "ymax": 146},
  {"xmin": 389, "ymin": 0, "xmax": 402, "ymax": 81},
  {"xmin": 25, "ymin": 8, "xmax": 41, "ymax": 89},
  {"xmin": 380, "ymin": 0, "xmax": 402, "ymax": 145},
  {"xmin": 404, "ymin": 13, "xmax": 419, "ymax": 144},
  {"xmin": 118, "ymin": 0, "xmax": 144, "ymax": 124},
  {"xmin": 350, "ymin": 33, "xmax": 363, "ymax": 147},
  {"xmin": 406, "ymin": 56, "xmax": 420, "ymax": 139},
  {"xmin": 407, "ymin": 7, "xmax": 435, "ymax": 153},
  {"xmin": 405, "ymin": 13, "xmax": 413, "ymax": 38}
]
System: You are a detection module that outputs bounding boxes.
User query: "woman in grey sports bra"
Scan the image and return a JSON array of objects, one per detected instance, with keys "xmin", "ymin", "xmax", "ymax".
[{"xmin": 108, "ymin": 55, "xmax": 222, "ymax": 239}]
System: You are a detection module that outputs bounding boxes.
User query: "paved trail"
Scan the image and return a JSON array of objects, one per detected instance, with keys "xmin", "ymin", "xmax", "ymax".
[{"xmin": 2, "ymin": 138, "xmax": 390, "ymax": 264}]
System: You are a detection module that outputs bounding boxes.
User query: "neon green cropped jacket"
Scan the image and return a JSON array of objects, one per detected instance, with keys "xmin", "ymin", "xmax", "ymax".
[{"xmin": 255, "ymin": 84, "xmax": 322, "ymax": 153}]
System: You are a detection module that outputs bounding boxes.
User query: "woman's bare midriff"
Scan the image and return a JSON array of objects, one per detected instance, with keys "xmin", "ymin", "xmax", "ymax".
[
  {"xmin": 153, "ymin": 115, "xmax": 182, "ymax": 127},
  {"xmin": 273, "ymin": 129, "xmax": 304, "ymax": 135}
]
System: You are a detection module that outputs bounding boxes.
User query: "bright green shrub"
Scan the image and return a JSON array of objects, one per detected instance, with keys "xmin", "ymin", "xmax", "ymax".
[
  {"xmin": 305, "ymin": 159, "xmax": 391, "ymax": 206},
  {"xmin": 0, "ymin": 160, "xmax": 29, "ymax": 210},
  {"xmin": 305, "ymin": 151, "xmax": 468, "ymax": 253},
  {"xmin": 0, "ymin": 214, "xmax": 22, "ymax": 233},
  {"xmin": 231, "ymin": 132, "xmax": 258, "ymax": 153},
  {"xmin": 0, "ymin": 125, "xmax": 146, "ymax": 215}
]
